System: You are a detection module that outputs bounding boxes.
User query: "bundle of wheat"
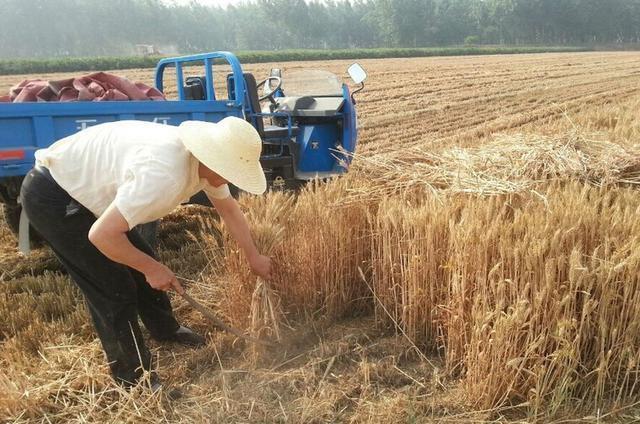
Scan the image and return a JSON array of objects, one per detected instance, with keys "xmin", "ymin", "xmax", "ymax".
[{"xmin": 248, "ymin": 219, "xmax": 287, "ymax": 354}]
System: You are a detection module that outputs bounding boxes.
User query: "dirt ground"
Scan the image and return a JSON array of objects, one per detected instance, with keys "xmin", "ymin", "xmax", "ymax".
[{"xmin": 0, "ymin": 206, "xmax": 482, "ymax": 423}]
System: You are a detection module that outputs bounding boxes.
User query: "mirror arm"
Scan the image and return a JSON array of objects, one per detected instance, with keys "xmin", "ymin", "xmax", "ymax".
[{"xmin": 351, "ymin": 82, "xmax": 365, "ymax": 105}]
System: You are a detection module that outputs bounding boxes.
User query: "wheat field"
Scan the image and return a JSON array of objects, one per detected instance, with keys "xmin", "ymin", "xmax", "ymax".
[{"xmin": 2, "ymin": 52, "xmax": 640, "ymax": 422}]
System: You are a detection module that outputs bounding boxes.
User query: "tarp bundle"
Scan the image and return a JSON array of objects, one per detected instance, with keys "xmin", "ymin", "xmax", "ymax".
[{"xmin": 0, "ymin": 72, "xmax": 165, "ymax": 102}]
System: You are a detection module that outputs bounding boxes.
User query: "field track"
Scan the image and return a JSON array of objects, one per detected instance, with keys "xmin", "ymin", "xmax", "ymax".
[{"xmin": 2, "ymin": 52, "xmax": 639, "ymax": 157}]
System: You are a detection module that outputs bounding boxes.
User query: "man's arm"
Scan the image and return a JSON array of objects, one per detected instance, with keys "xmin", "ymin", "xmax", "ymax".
[
  {"xmin": 209, "ymin": 195, "xmax": 272, "ymax": 280},
  {"xmin": 88, "ymin": 202, "xmax": 184, "ymax": 293}
]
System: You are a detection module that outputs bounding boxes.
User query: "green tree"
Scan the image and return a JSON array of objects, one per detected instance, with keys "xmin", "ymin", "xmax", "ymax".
[{"xmin": 1, "ymin": 0, "xmax": 639, "ymax": 58}]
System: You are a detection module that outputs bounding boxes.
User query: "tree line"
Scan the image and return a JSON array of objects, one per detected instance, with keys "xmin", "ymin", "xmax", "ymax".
[{"xmin": 1, "ymin": 0, "xmax": 639, "ymax": 58}]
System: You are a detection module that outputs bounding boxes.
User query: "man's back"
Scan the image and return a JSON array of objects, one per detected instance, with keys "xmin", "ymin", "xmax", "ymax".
[{"xmin": 35, "ymin": 120, "xmax": 189, "ymax": 226}]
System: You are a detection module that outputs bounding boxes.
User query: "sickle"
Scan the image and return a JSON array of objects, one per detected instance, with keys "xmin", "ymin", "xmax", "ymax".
[{"xmin": 179, "ymin": 290, "xmax": 275, "ymax": 347}]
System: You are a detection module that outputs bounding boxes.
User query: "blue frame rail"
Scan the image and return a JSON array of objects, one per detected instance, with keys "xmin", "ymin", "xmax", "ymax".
[{"xmin": 155, "ymin": 51, "xmax": 247, "ymax": 107}]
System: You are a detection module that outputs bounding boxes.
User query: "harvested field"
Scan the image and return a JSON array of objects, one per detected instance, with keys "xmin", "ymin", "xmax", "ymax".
[{"xmin": 2, "ymin": 52, "xmax": 640, "ymax": 422}]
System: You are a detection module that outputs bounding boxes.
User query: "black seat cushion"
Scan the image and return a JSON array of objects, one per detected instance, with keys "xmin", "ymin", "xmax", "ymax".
[
  {"xmin": 242, "ymin": 73, "xmax": 264, "ymax": 132},
  {"xmin": 238, "ymin": 73, "xmax": 298, "ymax": 140},
  {"xmin": 264, "ymin": 124, "xmax": 299, "ymax": 140}
]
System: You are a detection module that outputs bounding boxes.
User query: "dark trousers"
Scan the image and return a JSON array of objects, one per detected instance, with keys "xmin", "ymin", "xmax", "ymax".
[{"xmin": 20, "ymin": 166, "xmax": 179, "ymax": 386}]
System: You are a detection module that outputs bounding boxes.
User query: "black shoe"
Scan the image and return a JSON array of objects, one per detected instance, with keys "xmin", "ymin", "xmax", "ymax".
[
  {"xmin": 157, "ymin": 325, "xmax": 206, "ymax": 347},
  {"xmin": 149, "ymin": 372, "xmax": 183, "ymax": 400},
  {"xmin": 149, "ymin": 372, "xmax": 162, "ymax": 393}
]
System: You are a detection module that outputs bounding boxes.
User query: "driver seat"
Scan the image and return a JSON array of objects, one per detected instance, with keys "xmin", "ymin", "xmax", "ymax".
[{"xmin": 239, "ymin": 73, "xmax": 299, "ymax": 140}]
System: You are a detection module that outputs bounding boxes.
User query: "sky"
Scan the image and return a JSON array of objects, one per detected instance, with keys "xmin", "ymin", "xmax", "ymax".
[
  {"xmin": 163, "ymin": 0, "xmax": 260, "ymax": 7},
  {"xmin": 163, "ymin": 0, "xmax": 344, "ymax": 7}
]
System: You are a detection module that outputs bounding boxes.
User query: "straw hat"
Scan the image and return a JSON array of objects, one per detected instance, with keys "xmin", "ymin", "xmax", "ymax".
[{"xmin": 179, "ymin": 117, "xmax": 266, "ymax": 195}]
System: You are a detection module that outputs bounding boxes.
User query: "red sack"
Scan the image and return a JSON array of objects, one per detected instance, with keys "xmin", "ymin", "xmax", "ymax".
[{"xmin": 0, "ymin": 72, "xmax": 165, "ymax": 102}]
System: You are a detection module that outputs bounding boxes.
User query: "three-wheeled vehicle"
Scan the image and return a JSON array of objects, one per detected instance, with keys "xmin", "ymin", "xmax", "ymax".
[{"xmin": 0, "ymin": 51, "xmax": 367, "ymax": 248}]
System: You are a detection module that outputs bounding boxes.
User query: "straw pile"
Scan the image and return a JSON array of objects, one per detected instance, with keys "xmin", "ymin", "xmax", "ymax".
[{"xmin": 345, "ymin": 130, "xmax": 640, "ymax": 202}]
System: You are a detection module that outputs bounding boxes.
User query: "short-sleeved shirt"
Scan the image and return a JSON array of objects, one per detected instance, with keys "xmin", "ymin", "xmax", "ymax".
[{"xmin": 35, "ymin": 120, "xmax": 230, "ymax": 229}]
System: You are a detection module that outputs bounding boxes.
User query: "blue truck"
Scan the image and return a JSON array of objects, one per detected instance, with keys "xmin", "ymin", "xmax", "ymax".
[{"xmin": 0, "ymin": 51, "xmax": 367, "ymax": 244}]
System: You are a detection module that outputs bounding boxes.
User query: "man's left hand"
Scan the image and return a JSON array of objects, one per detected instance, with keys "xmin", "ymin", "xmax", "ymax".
[
  {"xmin": 209, "ymin": 196, "xmax": 274, "ymax": 281},
  {"xmin": 249, "ymin": 254, "xmax": 272, "ymax": 280}
]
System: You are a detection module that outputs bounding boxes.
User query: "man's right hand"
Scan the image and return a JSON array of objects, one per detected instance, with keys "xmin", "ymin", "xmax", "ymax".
[
  {"xmin": 143, "ymin": 261, "xmax": 184, "ymax": 294},
  {"xmin": 90, "ymin": 203, "xmax": 184, "ymax": 295}
]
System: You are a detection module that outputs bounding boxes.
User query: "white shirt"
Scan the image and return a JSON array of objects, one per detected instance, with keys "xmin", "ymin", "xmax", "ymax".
[{"xmin": 35, "ymin": 120, "xmax": 231, "ymax": 229}]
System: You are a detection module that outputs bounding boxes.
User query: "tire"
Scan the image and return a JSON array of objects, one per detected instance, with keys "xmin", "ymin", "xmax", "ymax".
[
  {"xmin": 135, "ymin": 220, "xmax": 159, "ymax": 255},
  {"xmin": 188, "ymin": 186, "xmax": 241, "ymax": 207},
  {"xmin": 3, "ymin": 203, "xmax": 158, "ymax": 252},
  {"xmin": 1, "ymin": 203, "xmax": 43, "ymax": 245}
]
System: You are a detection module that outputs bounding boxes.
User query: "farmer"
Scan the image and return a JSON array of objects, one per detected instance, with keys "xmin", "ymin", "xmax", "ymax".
[{"xmin": 20, "ymin": 117, "xmax": 272, "ymax": 389}]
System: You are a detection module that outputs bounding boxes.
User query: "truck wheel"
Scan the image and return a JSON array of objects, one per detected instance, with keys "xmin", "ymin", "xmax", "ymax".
[
  {"xmin": 187, "ymin": 186, "xmax": 240, "ymax": 206},
  {"xmin": 229, "ymin": 184, "xmax": 240, "ymax": 199},
  {"xmin": 135, "ymin": 220, "xmax": 159, "ymax": 255},
  {"xmin": 1, "ymin": 203, "xmax": 43, "ymax": 245}
]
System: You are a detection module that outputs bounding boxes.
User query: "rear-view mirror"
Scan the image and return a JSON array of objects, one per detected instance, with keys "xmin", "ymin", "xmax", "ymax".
[{"xmin": 348, "ymin": 63, "xmax": 367, "ymax": 84}]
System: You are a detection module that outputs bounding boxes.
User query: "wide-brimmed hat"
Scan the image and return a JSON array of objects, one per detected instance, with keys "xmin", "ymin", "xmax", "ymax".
[{"xmin": 179, "ymin": 117, "xmax": 266, "ymax": 195}]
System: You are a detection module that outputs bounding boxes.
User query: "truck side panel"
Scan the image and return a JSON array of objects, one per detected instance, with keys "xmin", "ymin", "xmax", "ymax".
[{"xmin": 0, "ymin": 100, "xmax": 243, "ymax": 177}]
